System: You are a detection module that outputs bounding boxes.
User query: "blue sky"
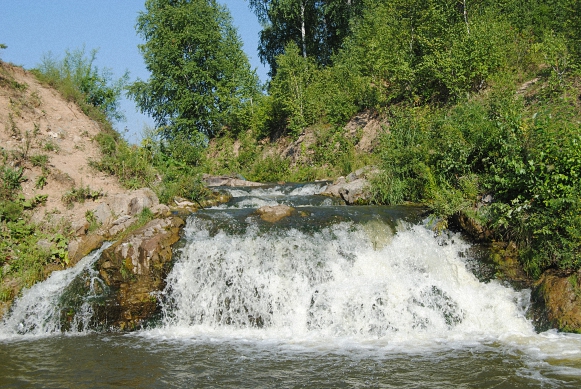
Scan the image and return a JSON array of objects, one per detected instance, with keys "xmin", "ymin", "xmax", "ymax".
[{"xmin": 0, "ymin": 0, "xmax": 267, "ymax": 143}]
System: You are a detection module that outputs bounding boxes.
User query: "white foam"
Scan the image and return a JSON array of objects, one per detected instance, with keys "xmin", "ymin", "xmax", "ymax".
[
  {"xmin": 158, "ymin": 223, "xmax": 536, "ymax": 348},
  {"xmin": 0, "ymin": 243, "xmax": 111, "ymax": 339}
]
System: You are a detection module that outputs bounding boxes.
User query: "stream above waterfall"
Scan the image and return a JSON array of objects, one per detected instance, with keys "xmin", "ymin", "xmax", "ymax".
[{"xmin": 2, "ymin": 182, "xmax": 581, "ymax": 388}]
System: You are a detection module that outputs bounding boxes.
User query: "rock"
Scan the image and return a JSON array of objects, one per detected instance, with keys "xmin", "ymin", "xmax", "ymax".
[
  {"xmin": 107, "ymin": 188, "xmax": 159, "ymax": 217},
  {"xmin": 151, "ymin": 203, "xmax": 171, "ymax": 217},
  {"xmin": 37, "ymin": 239, "xmax": 52, "ymax": 252},
  {"xmin": 128, "ymin": 188, "xmax": 159, "ymax": 216},
  {"xmin": 322, "ymin": 177, "xmax": 369, "ymax": 205},
  {"xmin": 321, "ymin": 166, "xmax": 379, "ymax": 205},
  {"xmin": 111, "ymin": 215, "xmax": 132, "ymax": 226},
  {"xmin": 451, "ymin": 212, "xmax": 492, "ymax": 242},
  {"xmin": 93, "ymin": 203, "xmax": 112, "ymax": 225},
  {"xmin": 346, "ymin": 166, "xmax": 380, "ymax": 182},
  {"xmin": 72, "ymin": 218, "xmax": 89, "ymax": 237},
  {"xmin": 173, "ymin": 197, "xmax": 197, "ymax": 208},
  {"xmin": 345, "ymin": 110, "xmax": 383, "ymax": 153},
  {"xmin": 203, "ymin": 174, "xmax": 264, "ymax": 187},
  {"xmin": 340, "ymin": 179, "xmax": 369, "ymax": 205},
  {"xmin": 531, "ymin": 271, "xmax": 581, "ymax": 333},
  {"xmin": 256, "ymin": 205, "xmax": 294, "ymax": 222},
  {"xmin": 68, "ymin": 234, "xmax": 105, "ymax": 265},
  {"xmin": 95, "ymin": 216, "xmax": 185, "ymax": 330},
  {"xmin": 107, "ymin": 217, "xmax": 137, "ymax": 237}
]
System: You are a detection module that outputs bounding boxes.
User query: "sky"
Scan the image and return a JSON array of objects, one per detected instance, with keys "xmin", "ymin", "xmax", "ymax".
[{"xmin": 0, "ymin": 0, "xmax": 268, "ymax": 143}]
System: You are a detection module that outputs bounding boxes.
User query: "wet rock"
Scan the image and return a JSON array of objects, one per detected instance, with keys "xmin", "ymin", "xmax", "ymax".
[
  {"xmin": 489, "ymin": 242, "xmax": 529, "ymax": 283},
  {"xmin": 256, "ymin": 205, "xmax": 295, "ymax": 222},
  {"xmin": 451, "ymin": 212, "xmax": 492, "ymax": 242},
  {"xmin": 531, "ymin": 271, "xmax": 581, "ymax": 333},
  {"xmin": 95, "ymin": 216, "xmax": 185, "ymax": 330}
]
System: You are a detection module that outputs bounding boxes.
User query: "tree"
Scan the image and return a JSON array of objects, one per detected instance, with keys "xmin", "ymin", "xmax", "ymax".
[
  {"xmin": 248, "ymin": 0, "xmax": 363, "ymax": 75},
  {"xmin": 129, "ymin": 0, "xmax": 261, "ymax": 143}
]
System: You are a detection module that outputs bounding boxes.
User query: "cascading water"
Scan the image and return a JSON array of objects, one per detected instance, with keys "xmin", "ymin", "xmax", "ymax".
[
  {"xmin": 2, "ymin": 182, "xmax": 581, "ymax": 387},
  {"xmin": 158, "ymin": 205, "xmax": 532, "ymax": 345},
  {"xmin": 0, "ymin": 242, "xmax": 111, "ymax": 338}
]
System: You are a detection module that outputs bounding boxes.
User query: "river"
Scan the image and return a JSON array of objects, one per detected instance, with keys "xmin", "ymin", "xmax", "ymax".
[{"xmin": 1, "ymin": 183, "xmax": 581, "ymax": 388}]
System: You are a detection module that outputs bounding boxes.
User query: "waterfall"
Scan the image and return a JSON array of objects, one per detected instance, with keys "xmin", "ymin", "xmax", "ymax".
[
  {"xmin": 0, "ymin": 183, "xmax": 538, "ymax": 346},
  {"xmin": 0, "ymin": 243, "xmax": 110, "ymax": 338},
  {"xmin": 157, "ymin": 215, "xmax": 534, "ymax": 344}
]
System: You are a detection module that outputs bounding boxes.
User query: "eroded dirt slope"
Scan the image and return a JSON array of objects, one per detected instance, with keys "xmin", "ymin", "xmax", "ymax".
[{"xmin": 0, "ymin": 62, "xmax": 125, "ymax": 225}]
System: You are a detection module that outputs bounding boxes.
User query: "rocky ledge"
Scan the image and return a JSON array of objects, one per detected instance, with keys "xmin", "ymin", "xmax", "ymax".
[{"xmin": 94, "ymin": 216, "xmax": 185, "ymax": 331}]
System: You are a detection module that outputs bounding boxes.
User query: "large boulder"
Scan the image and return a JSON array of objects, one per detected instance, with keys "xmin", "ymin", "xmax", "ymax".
[
  {"xmin": 94, "ymin": 216, "xmax": 184, "ymax": 331},
  {"xmin": 106, "ymin": 188, "xmax": 159, "ymax": 218}
]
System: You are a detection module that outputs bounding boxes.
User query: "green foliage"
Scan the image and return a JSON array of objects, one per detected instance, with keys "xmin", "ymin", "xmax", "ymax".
[
  {"xmin": 269, "ymin": 43, "xmax": 318, "ymax": 136},
  {"xmin": 42, "ymin": 139, "xmax": 60, "ymax": 153},
  {"xmin": 0, "ymin": 200, "xmax": 23, "ymax": 222},
  {"xmin": 49, "ymin": 234, "xmax": 69, "ymax": 266},
  {"xmin": 91, "ymin": 131, "xmax": 158, "ymax": 189},
  {"xmin": 246, "ymin": 154, "xmax": 290, "ymax": 183},
  {"xmin": 85, "ymin": 210, "xmax": 101, "ymax": 234},
  {"xmin": 1, "ymin": 165, "xmax": 25, "ymax": 194},
  {"xmin": 371, "ymin": 75, "xmax": 581, "ymax": 277},
  {"xmin": 130, "ymin": 0, "xmax": 261, "ymax": 146},
  {"xmin": 30, "ymin": 154, "xmax": 49, "ymax": 169},
  {"xmin": 91, "ymin": 129, "xmax": 208, "ymax": 204},
  {"xmin": 33, "ymin": 47, "xmax": 128, "ymax": 123}
]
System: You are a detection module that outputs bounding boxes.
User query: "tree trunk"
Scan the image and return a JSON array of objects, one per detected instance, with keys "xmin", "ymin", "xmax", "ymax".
[
  {"xmin": 301, "ymin": 1, "xmax": 307, "ymax": 58},
  {"xmin": 463, "ymin": 0, "xmax": 470, "ymax": 34}
]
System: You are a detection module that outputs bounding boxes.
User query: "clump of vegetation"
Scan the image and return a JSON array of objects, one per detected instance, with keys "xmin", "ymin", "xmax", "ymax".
[
  {"xmin": 0, "ymin": 152, "xmax": 72, "ymax": 299},
  {"xmin": 32, "ymin": 47, "xmax": 128, "ymax": 124},
  {"xmin": 90, "ymin": 129, "xmax": 208, "ymax": 204},
  {"xmin": 85, "ymin": 210, "xmax": 101, "ymax": 234},
  {"xmin": 61, "ymin": 186, "xmax": 103, "ymax": 208}
]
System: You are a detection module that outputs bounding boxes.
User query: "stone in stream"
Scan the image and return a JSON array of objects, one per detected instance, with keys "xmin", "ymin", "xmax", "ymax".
[
  {"xmin": 203, "ymin": 174, "xmax": 264, "ymax": 187},
  {"xmin": 256, "ymin": 205, "xmax": 295, "ymax": 223}
]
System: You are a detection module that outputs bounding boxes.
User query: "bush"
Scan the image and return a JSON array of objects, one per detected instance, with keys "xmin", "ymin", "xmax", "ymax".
[{"xmin": 33, "ymin": 47, "xmax": 128, "ymax": 123}]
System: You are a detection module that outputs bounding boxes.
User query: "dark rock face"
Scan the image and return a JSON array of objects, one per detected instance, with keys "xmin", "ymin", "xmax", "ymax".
[
  {"xmin": 95, "ymin": 216, "xmax": 184, "ymax": 331},
  {"xmin": 531, "ymin": 271, "xmax": 581, "ymax": 333}
]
